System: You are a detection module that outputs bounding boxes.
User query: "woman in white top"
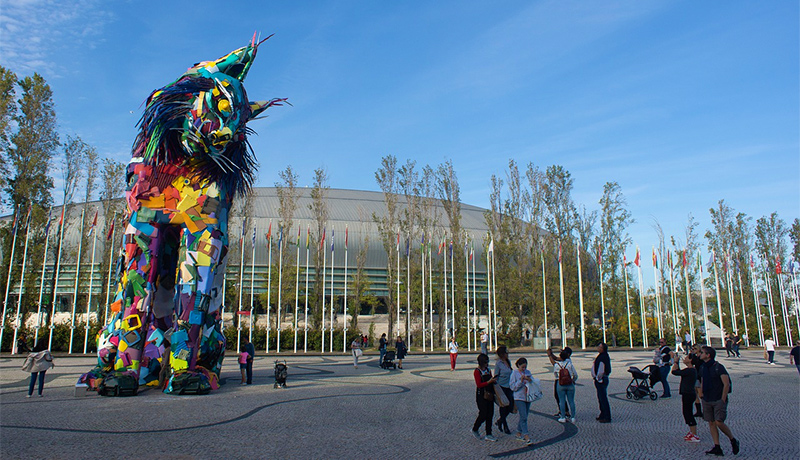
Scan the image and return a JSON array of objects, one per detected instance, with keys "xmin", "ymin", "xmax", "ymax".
[
  {"xmin": 509, "ymin": 357, "xmax": 534, "ymax": 445},
  {"xmin": 350, "ymin": 338, "xmax": 362, "ymax": 368},
  {"xmin": 448, "ymin": 337, "xmax": 459, "ymax": 371},
  {"xmin": 553, "ymin": 347, "xmax": 578, "ymax": 423}
]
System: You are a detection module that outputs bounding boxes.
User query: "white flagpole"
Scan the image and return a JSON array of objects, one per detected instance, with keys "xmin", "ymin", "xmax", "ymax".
[
  {"xmin": 304, "ymin": 226, "xmax": 310, "ymax": 353},
  {"xmin": 294, "ymin": 225, "xmax": 300, "ymax": 353},
  {"xmin": 724, "ymin": 255, "xmax": 738, "ymax": 335},
  {"xmin": 485, "ymin": 241, "xmax": 491, "ymax": 350},
  {"xmin": 396, "ymin": 231, "xmax": 400, "ymax": 342},
  {"xmin": 266, "ymin": 222, "xmax": 273, "ymax": 353},
  {"xmin": 68, "ymin": 208, "xmax": 86, "ymax": 354},
  {"xmin": 668, "ymin": 254, "xmax": 680, "ymax": 338},
  {"xmin": 464, "ymin": 232, "xmax": 473, "ymax": 351},
  {"xmin": 637, "ymin": 249, "xmax": 647, "ymax": 348},
  {"xmin": 736, "ymin": 266, "xmax": 749, "ymax": 347},
  {"xmin": 623, "ymin": 254, "xmax": 632, "ymax": 347},
  {"xmin": 407, "ymin": 236, "xmax": 411, "ymax": 347},
  {"xmin": 541, "ymin": 246, "xmax": 549, "ymax": 348},
  {"xmin": 443, "ymin": 236, "xmax": 449, "ymax": 343},
  {"xmin": 471, "ymin": 242, "xmax": 477, "ymax": 349},
  {"xmin": 777, "ymin": 272, "xmax": 792, "ymax": 346},
  {"xmin": 236, "ymin": 220, "xmax": 246, "ymax": 354},
  {"xmin": 698, "ymin": 253, "xmax": 710, "ymax": 345},
  {"xmin": 682, "ymin": 252, "xmax": 694, "ymax": 346},
  {"xmin": 82, "ymin": 215, "xmax": 98, "ymax": 354},
  {"xmin": 428, "ymin": 237, "xmax": 434, "ymax": 350},
  {"xmin": 558, "ymin": 240, "xmax": 566, "ymax": 347},
  {"xmin": 764, "ymin": 269, "xmax": 778, "ymax": 346},
  {"xmin": 103, "ymin": 212, "xmax": 118, "ymax": 326},
  {"xmin": 48, "ymin": 208, "xmax": 67, "ymax": 349},
  {"xmin": 249, "ymin": 227, "xmax": 256, "ymax": 343},
  {"xmin": 277, "ymin": 226, "xmax": 284, "ymax": 353},
  {"xmin": 1, "ymin": 205, "xmax": 21, "ymax": 352},
  {"xmin": 34, "ymin": 209, "xmax": 53, "ymax": 347},
  {"xmin": 712, "ymin": 250, "xmax": 725, "ymax": 346},
  {"xmin": 450, "ymin": 239, "xmax": 455, "ymax": 346},
  {"xmin": 321, "ymin": 228, "xmax": 326, "ymax": 353},
  {"xmin": 343, "ymin": 226, "xmax": 348, "ymax": 354},
  {"xmin": 491, "ymin": 238, "xmax": 498, "ymax": 349},
  {"xmin": 12, "ymin": 207, "xmax": 33, "ymax": 354},
  {"xmin": 577, "ymin": 244, "xmax": 585, "ymax": 349},
  {"xmin": 653, "ymin": 248, "xmax": 663, "ymax": 337},
  {"xmin": 749, "ymin": 256, "xmax": 764, "ymax": 346},
  {"xmin": 329, "ymin": 226, "xmax": 335, "ymax": 353},
  {"xmin": 421, "ymin": 234, "xmax": 426, "ymax": 352},
  {"xmin": 598, "ymin": 245, "xmax": 606, "ymax": 344}
]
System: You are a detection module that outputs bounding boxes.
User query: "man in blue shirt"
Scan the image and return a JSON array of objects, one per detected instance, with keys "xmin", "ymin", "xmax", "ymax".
[{"xmin": 699, "ymin": 346, "xmax": 739, "ymax": 456}]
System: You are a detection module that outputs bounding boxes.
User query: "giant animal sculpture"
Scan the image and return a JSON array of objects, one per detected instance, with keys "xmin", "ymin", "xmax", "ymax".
[{"xmin": 82, "ymin": 36, "xmax": 285, "ymax": 395}]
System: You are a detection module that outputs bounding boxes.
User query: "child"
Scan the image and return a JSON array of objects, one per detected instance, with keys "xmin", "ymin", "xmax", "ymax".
[
  {"xmin": 671, "ymin": 351, "xmax": 700, "ymax": 442},
  {"xmin": 509, "ymin": 357, "xmax": 534, "ymax": 445},
  {"xmin": 239, "ymin": 350, "xmax": 250, "ymax": 385}
]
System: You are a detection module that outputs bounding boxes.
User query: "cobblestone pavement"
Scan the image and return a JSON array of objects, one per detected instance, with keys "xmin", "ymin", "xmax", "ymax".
[{"xmin": 1, "ymin": 349, "xmax": 798, "ymax": 459}]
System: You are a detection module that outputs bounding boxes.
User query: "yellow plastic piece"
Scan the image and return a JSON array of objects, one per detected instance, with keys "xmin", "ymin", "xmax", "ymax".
[
  {"xmin": 122, "ymin": 314, "xmax": 142, "ymax": 331},
  {"xmin": 118, "ymin": 341, "xmax": 128, "ymax": 353}
]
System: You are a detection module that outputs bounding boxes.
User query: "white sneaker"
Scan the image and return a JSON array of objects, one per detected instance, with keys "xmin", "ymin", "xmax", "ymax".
[
  {"xmin": 471, "ymin": 430, "xmax": 482, "ymax": 440},
  {"xmin": 557, "ymin": 417, "xmax": 567, "ymax": 423},
  {"xmin": 26, "ymin": 395, "xmax": 31, "ymax": 398},
  {"xmin": 569, "ymin": 417, "xmax": 576, "ymax": 423},
  {"xmin": 485, "ymin": 435, "xmax": 498, "ymax": 442}
]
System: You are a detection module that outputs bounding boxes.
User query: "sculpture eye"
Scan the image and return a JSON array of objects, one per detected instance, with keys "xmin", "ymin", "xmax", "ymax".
[{"xmin": 217, "ymin": 99, "xmax": 231, "ymax": 113}]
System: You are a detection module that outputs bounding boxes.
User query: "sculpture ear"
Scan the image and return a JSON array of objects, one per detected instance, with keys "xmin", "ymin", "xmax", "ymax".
[{"xmin": 249, "ymin": 98, "xmax": 289, "ymax": 120}]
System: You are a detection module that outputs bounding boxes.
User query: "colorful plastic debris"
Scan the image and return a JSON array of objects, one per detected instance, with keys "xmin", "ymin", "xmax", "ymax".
[{"xmin": 80, "ymin": 34, "xmax": 286, "ymax": 395}]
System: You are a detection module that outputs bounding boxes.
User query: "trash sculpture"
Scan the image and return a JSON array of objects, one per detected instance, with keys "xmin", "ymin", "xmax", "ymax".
[{"xmin": 81, "ymin": 34, "xmax": 286, "ymax": 395}]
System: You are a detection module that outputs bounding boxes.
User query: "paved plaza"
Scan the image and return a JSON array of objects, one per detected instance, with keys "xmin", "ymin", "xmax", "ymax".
[{"xmin": 1, "ymin": 348, "xmax": 798, "ymax": 459}]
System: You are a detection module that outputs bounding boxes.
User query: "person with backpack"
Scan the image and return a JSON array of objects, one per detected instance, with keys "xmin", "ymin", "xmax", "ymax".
[
  {"xmin": 509, "ymin": 357, "xmax": 536, "ymax": 445},
  {"xmin": 671, "ymin": 351, "xmax": 701, "ymax": 443},
  {"xmin": 553, "ymin": 347, "xmax": 578, "ymax": 423},
  {"xmin": 699, "ymin": 345, "xmax": 740, "ymax": 456},
  {"xmin": 22, "ymin": 341, "xmax": 54, "ymax": 397},
  {"xmin": 591, "ymin": 342, "xmax": 612, "ymax": 423},
  {"xmin": 546, "ymin": 347, "xmax": 571, "ymax": 418}
]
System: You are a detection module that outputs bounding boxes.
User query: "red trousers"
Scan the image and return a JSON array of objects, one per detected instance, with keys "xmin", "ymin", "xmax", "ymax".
[{"xmin": 450, "ymin": 353, "xmax": 458, "ymax": 370}]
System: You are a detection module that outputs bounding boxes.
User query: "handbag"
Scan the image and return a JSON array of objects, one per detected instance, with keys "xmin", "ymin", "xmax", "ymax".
[
  {"xmin": 525, "ymin": 377, "xmax": 543, "ymax": 402},
  {"xmin": 493, "ymin": 384, "xmax": 509, "ymax": 407},
  {"xmin": 480, "ymin": 370, "xmax": 494, "ymax": 401},
  {"xmin": 355, "ymin": 348, "xmax": 363, "ymax": 357}
]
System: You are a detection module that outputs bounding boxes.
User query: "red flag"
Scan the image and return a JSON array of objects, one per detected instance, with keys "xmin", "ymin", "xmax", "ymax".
[
  {"xmin": 558, "ymin": 241, "xmax": 562, "ymax": 263},
  {"xmin": 58, "ymin": 207, "xmax": 64, "ymax": 226},
  {"xmin": 682, "ymin": 250, "xmax": 687, "ymax": 268},
  {"xmin": 634, "ymin": 247, "xmax": 640, "ymax": 267},
  {"xmin": 776, "ymin": 256, "xmax": 782, "ymax": 274},
  {"xmin": 320, "ymin": 227, "xmax": 326, "ymax": 250},
  {"xmin": 106, "ymin": 219, "xmax": 115, "ymax": 241},
  {"xmin": 345, "ymin": 226, "xmax": 348, "ymax": 250},
  {"xmin": 652, "ymin": 247, "xmax": 658, "ymax": 268}
]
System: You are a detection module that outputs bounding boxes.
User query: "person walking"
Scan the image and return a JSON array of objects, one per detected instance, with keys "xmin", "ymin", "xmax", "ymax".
[
  {"xmin": 509, "ymin": 357, "xmax": 534, "ymax": 445},
  {"xmin": 764, "ymin": 337, "xmax": 776, "ymax": 364},
  {"xmin": 395, "ymin": 336, "xmax": 407, "ymax": 369},
  {"xmin": 244, "ymin": 337, "xmax": 255, "ymax": 384},
  {"xmin": 21, "ymin": 342, "xmax": 54, "ymax": 398},
  {"xmin": 653, "ymin": 338, "xmax": 673, "ymax": 398},
  {"xmin": 671, "ymin": 351, "xmax": 701, "ymax": 443},
  {"xmin": 591, "ymin": 342, "xmax": 612, "ymax": 423},
  {"xmin": 350, "ymin": 337, "xmax": 362, "ymax": 368},
  {"xmin": 238, "ymin": 348, "xmax": 250, "ymax": 385},
  {"xmin": 698, "ymin": 346, "xmax": 740, "ymax": 456},
  {"xmin": 471, "ymin": 353, "xmax": 498, "ymax": 442},
  {"xmin": 480, "ymin": 330, "xmax": 489, "ymax": 355},
  {"xmin": 379, "ymin": 333, "xmax": 388, "ymax": 367},
  {"xmin": 553, "ymin": 347, "xmax": 578, "ymax": 423},
  {"xmin": 732, "ymin": 334, "xmax": 741, "ymax": 358},
  {"xmin": 684, "ymin": 330, "xmax": 693, "ymax": 351},
  {"xmin": 493, "ymin": 345, "xmax": 514, "ymax": 434},
  {"xmin": 790, "ymin": 343, "xmax": 800, "ymax": 375},
  {"xmin": 724, "ymin": 334, "xmax": 734, "ymax": 358},
  {"xmin": 448, "ymin": 337, "xmax": 459, "ymax": 371}
]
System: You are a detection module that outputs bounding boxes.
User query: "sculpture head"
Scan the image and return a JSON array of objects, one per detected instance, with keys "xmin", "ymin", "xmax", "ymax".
[{"xmin": 134, "ymin": 34, "xmax": 286, "ymax": 196}]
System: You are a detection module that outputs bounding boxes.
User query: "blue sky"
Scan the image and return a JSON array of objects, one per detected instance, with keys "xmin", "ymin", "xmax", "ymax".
[{"xmin": 2, "ymin": 0, "xmax": 798, "ymax": 279}]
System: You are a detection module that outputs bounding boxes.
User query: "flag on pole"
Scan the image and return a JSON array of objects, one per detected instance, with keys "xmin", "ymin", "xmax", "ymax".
[
  {"xmin": 306, "ymin": 226, "xmax": 310, "ymax": 249},
  {"xmin": 11, "ymin": 205, "xmax": 20, "ymax": 234},
  {"xmin": 320, "ymin": 227, "xmax": 326, "ymax": 250},
  {"xmin": 105, "ymin": 217, "xmax": 114, "ymax": 241},
  {"xmin": 438, "ymin": 238, "xmax": 444, "ymax": 255},
  {"xmin": 623, "ymin": 253, "xmax": 627, "ymax": 265},
  {"xmin": 557, "ymin": 240, "xmax": 562, "ymax": 262},
  {"xmin": 44, "ymin": 208, "xmax": 53, "ymax": 237},
  {"xmin": 345, "ymin": 226, "xmax": 348, "ymax": 250},
  {"xmin": 488, "ymin": 238, "xmax": 494, "ymax": 254},
  {"xmin": 775, "ymin": 256, "xmax": 782, "ymax": 274},
  {"xmin": 469, "ymin": 240, "xmax": 474, "ymax": 261},
  {"xmin": 296, "ymin": 226, "xmax": 300, "ymax": 246},
  {"xmin": 396, "ymin": 231, "xmax": 400, "ymax": 252},
  {"xmin": 682, "ymin": 250, "xmax": 688, "ymax": 268},
  {"xmin": 239, "ymin": 219, "xmax": 246, "ymax": 246},
  {"xmin": 252, "ymin": 227, "xmax": 257, "ymax": 249},
  {"xmin": 406, "ymin": 237, "xmax": 410, "ymax": 257},
  {"xmin": 58, "ymin": 207, "xmax": 64, "ymax": 228},
  {"xmin": 652, "ymin": 247, "xmax": 658, "ymax": 268},
  {"xmin": 87, "ymin": 210, "xmax": 98, "ymax": 236},
  {"xmin": 331, "ymin": 228, "xmax": 335, "ymax": 252},
  {"xmin": 278, "ymin": 225, "xmax": 283, "ymax": 250},
  {"xmin": 266, "ymin": 221, "xmax": 272, "ymax": 241},
  {"xmin": 634, "ymin": 247, "xmax": 640, "ymax": 267}
]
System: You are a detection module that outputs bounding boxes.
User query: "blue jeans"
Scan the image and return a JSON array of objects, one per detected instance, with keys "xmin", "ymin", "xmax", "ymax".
[
  {"xmin": 481, "ymin": 343, "xmax": 488, "ymax": 355},
  {"xmin": 557, "ymin": 383, "xmax": 575, "ymax": 419},
  {"xmin": 515, "ymin": 399, "xmax": 531, "ymax": 435},
  {"xmin": 28, "ymin": 371, "xmax": 46, "ymax": 396},
  {"xmin": 595, "ymin": 378, "xmax": 611, "ymax": 420},
  {"xmin": 659, "ymin": 365, "xmax": 671, "ymax": 397},
  {"xmin": 379, "ymin": 348, "xmax": 386, "ymax": 366}
]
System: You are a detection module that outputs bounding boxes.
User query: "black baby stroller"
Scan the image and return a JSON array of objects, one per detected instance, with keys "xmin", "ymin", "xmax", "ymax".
[
  {"xmin": 625, "ymin": 366, "xmax": 658, "ymax": 400},
  {"xmin": 381, "ymin": 351, "xmax": 397, "ymax": 369},
  {"xmin": 274, "ymin": 360, "xmax": 288, "ymax": 389}
]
